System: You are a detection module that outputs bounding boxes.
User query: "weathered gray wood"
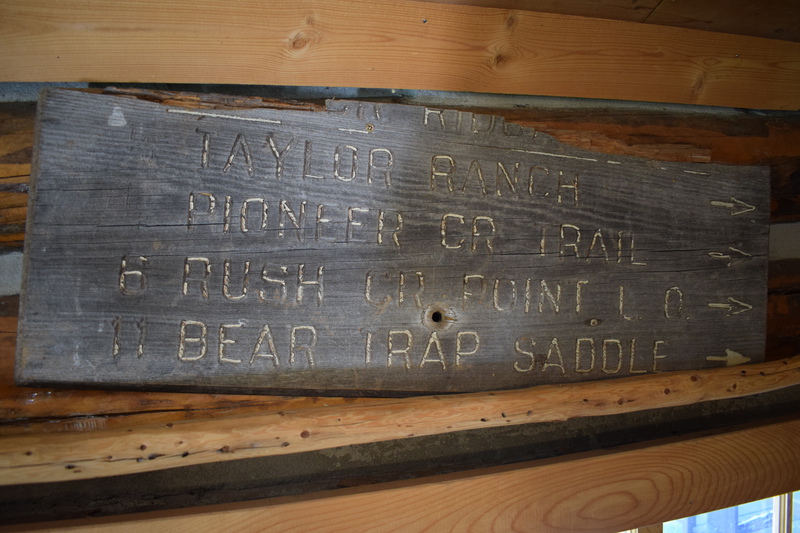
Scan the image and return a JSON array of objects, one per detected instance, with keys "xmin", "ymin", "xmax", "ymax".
[{"xmin": 15, "ymin": 89, "xmax": 769, "ymax": 395}]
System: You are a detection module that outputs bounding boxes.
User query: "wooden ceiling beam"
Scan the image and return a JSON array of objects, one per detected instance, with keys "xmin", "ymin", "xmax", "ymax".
[{"xmin": 0, "ymin": 0, "xmax": 799, "ymax": 110}]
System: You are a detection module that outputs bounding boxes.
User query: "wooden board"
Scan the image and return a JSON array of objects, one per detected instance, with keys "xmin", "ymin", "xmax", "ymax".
[
  {"xmin": 14, "ymin": 89, "xmax": 769, "ymax": 395},
  {"xmin": 2, "ymin": 356, "xmax": 798, "ymax": 486},
  {"xmin": 7, "ymin": 416, "xmax": 800, "ymax": 533},
  {"xmin": 2, "ymin": 93, "xmax": 797, "ymax": 428},
  {"xmin": 2, "ymin": 1, "xmax": 800, "ymax": 110}
]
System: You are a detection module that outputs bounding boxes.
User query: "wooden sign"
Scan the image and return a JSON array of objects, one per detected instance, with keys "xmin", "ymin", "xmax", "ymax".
[{"xmin": 16, "ymin": 89, "xmax": 769, "ymax": 395}]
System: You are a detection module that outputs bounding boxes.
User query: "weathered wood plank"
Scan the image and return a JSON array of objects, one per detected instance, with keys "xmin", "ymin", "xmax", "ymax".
[
  {"xmin": 0, "ymin": 316, "xmax": 366, "ymax": 435},
  {"xmin": 1, "ymin": 93, "xmax": 796, "ymax": 430},
  {"xmin": 2, "ymin": 1, "xmax": 800, "ymax": 109},
  {"xmin": 15, "ymin": 89, "xmax": 770, "ymax": 394},
  {"xmin": 1, "ymin": 355, "xmax": 798, "ymax": 485},
  {"xmin": 5, "ymin": 416, "xmax": 800, "ymax": 532},
  {"xmin": 0, "ymin": 94, "xmax": 796, "ymax": 493}
]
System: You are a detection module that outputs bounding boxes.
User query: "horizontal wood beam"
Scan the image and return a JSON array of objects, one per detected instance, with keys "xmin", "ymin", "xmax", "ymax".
[
  {"xmin": 1, "ymin": 1, "xmax": 799, "ymax": 109},
  {"xmin": 0, "ymin": 352, "xmax": 797, "ymax": 485},
  {"xmin": 420, "ymin": 0, "xmax": 800, "ymax": 42},
  {"xmin": 9, "ymin": 416, "xmax": 800, "ymax": 532},
  {"xmin": 416, "ymin": 0, "xmax": 659, "ymax": 23}
]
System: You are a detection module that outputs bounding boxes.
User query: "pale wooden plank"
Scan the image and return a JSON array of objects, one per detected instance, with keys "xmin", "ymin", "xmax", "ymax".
[
  {"xmin": 0, "ymin": 354, "xmax": 797, "ymax": 485},
  {"xmin": 7, "ymin": 417, "xmax": 800, "ymax": 532},
  {"xmin": 0, "ymin": 1, "xmax": 799, "ymax": 109}
]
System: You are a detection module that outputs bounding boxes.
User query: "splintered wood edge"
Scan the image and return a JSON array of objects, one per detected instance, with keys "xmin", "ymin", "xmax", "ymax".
[
  {"xmin": 5, "ymin": 417, "xmax": 800, "ymax": 533},
  {"xmin": 0, "ymin": 355, "xmax": 798, "ymax": 486}
]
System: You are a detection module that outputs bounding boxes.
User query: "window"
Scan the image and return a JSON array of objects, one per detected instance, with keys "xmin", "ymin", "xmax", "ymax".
[{"xmin": 621, "ymin": 492, "xmax": 799, "ymax": 533}]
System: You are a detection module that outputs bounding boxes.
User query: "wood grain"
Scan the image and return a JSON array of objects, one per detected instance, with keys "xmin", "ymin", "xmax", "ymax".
[
  {"xmin": 0, "ymin": 103, "xmax": 34, "ymax": 251},
  {"xmin": 646, "ymin": 0, "xmax": 800, "ymax": 43},
  {"xmin": 0, "ymin": 91, "xmax": 797, "ymax": 421},
  {"xmin": 420, "ymin": 0, "xmax": 800, "ymax": 42},
  {"xmin": 1, "ymin": 1, "xmax": 800, "ymax": 109},
  {"xmin": 417, "ymin": 0, "xmax": 659, "ymax": 22},
  {"xmin": 6, "ymin": 416, "xmax": 799, "ymax": 532},
  {"xmin": 16, "ymin": 89, "xmax": 770, "ymax": 394},
  {"xmin": 0, "ymin": 353, "xmax": 797, "ymax": 485},
  {"xmin": 0, "ymin": 316, "xmax": 372, "ymax": 435},
  {"xmin": 0, "ymin": 93, "xmax": 796, "ymax": 490}
]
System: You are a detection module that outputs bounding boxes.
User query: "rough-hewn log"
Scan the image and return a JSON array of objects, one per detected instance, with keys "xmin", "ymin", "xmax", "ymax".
[
  {"xmin": 6, "ymin": 416, "xmax": 800, "ymax": 533},
  {"xmin": 0, "ymin": 354, "xmax": 797, "ymax": 485}
]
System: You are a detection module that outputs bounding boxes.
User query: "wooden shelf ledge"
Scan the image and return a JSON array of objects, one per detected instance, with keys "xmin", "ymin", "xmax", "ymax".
[
  {"xmin": 0, "ymin": 354, "xmax": 797, "ymax": 486},
  {"xmin": 5, "ymin": 415, "xmax": 800, "ymax": 532}
]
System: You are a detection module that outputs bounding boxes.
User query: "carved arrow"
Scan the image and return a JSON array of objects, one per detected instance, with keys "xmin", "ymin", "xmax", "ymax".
[
  {"xmin": 710, "ymin": 197, "xmax": 756, "ymax": 216},
  {"xmin": 707, "ymin": 297, "xmax": 753, "ymax": 316},
  {"xmin": 707, "ymin": 349, "xmax": 751, "ymax": 367},
  {"xmin": 708, "ymin": 247, "xmax": 753, "ymax": 267}
]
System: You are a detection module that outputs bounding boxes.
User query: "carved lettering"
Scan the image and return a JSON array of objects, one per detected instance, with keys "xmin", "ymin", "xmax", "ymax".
[
  {"xmin": 513, "ymin": 337, "xmax": 535, "ymax": 372},
  {"xmin": 539, "ymin": 280, "xmax": 561, "ymax": 314},
  {"xmin": 431, "ymin": 155, "xmax": 456, "ymax": 192},
  {"xmin": 218, "ymin": 323, "xmax": 243, "ymax": 364},
  {"xmin": 420, "ymin": 332, "xmax": 446, "ymax": 369},
  {"xmin": 664, "ymin": 287, "xmax": 683, "ymax": 320},
  {"xmin": 557, "ymin": 171, "xmax": 578, "ymax": 206},
  {"xmin": 279, "ymin": 199, "xmax": 307, "ymax": 240},
  {"xmin": 222, "ymin": 259, "xmax": 249, "ymax": 301},
  {"xmin": 223, "ymin": 133, "xmax": 254, "ymax": 176},
  {"xmin": 463, "ymin": 274, "xmax": 487, "ymax": 309},
  {"xmin": 441, "ymin": 213, "xmax": 465, "ymax": 249},
  {"xmin": 388, "ymin": 330, "xmax": 413, "ymax": 369},
  {"xmin": 240, "ymin": 198, "xmax": 267, "ymax": 233},
  {"xmin": 334, "ymin": 145, "xmax": 358, "ymax": 182},
  {"xmin": 575, "ymin": 338, "xmax": 595, "ymax": 373},
  {"xmin": 289, "ymin": 326, "xmax": 317, "ymax": 368},
  {"xmin": 376, "ymin": 209, "xmax": 403, "ymax": 246},
  {"xmin": 297, "ymin": 264, "xmax": 324, "ymax": 306},
  {"xmin": 602, "ymin": 339, "xmax": 623, "ymax": 374},
  {"xmin": 399, "ymin": 271, "xmax": 425, "ymax": 309},
  {"xmin": 455, "ymin": 331, "xmax": 480, "ymax": 366},
  {"xmin": 183, "ymin": 257, "xmax": 211, "ymax": 299},
  {"xmin": 543, "ymin": 338, "xmax": 566, "ymax": 374},
  {"xmin": 493, "ymin": 278, "xmax": 517, "ymax": 311},
  {"xmin": 119, "ymin": 256, "xmax": 148, "ymax": 295},
  {"xmin": 251, "ymin": 325, "xmax": 280, "ymax": 366},
  {"xmin": 365, "ymin": 270, "xmax": 391, "ymax": 306},
  {"xmin": 471, "ymin": 216, "xmax": 496, "ymax": 253},
  {"xmin": 187, "ymin": 192, "xmax": 216, "ymax": 229},
  {"xmin": 178, "ymin": 320, "xmax": 207, "ymax": 361},
  {"xmin": 368, "ymin": 148, "xmax": 393, "ymax": 187},
  {"xmin": 266, "ymin": 133, "xmax": 295, "ymax": 181},
  {"xmin": 259, "ymin": 265, "xmax": 288, "ymax": 303},
  {"xmin": 346, "ymin": 207, "xmax": 369, "ymax": 243},
  {"xmin": 496, "ymin": 161, "xmax": 519, "ymax": 197}
]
